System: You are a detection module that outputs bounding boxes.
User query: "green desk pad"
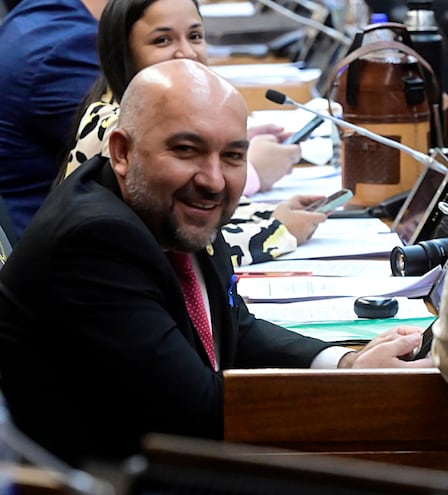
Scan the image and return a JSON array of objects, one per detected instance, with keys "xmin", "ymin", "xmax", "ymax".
[{"xmin": 285, "ymin": 316, "xmax": 436, "ymax": 345}]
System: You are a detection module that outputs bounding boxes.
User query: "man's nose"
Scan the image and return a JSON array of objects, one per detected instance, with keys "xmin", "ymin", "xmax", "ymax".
[{"xmin": 195, "ymin": 156, "xmax": 226, "ymax": 192}]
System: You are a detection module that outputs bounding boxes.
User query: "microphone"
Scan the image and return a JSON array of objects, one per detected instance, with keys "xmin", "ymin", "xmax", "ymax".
[{"xmin": 265, "ymin": 89, "xmax": 448, "ymax": 175}]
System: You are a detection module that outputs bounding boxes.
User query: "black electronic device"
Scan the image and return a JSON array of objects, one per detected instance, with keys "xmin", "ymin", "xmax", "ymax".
[
  {"xmin": 407, "ymin": 317, "xmax": 435, "ymax": 360},
  {"xmin": 327, "ymin": 206, "xmax": 375, "ymax": 218},
  {"xmin": 203, "ymin": 9, "xmax": 301, "ymax": 46},
  {"xmin": 426, "ymin": 258, "xmax": 448, "ymax": 312},
  {"xmin": 268, "ymin": 29, "xmax": 304, "ymax": 57},
  {"xmin": 305, "ymin": 188, "xmax": 353, "ymax": 213},
  {"xmin": 391, "ymin": 159, "xmax": 448, "ymax": 245},
  {"xmin": 390, "ymin": 237, "xmax": 448, "ymax": 276},
  {"xmin": 282, "ymin": 115, "xmax": 325, "ymax": 144},
  {"xmin": 408, "ymin": 259, "xmax": 448, "ymax": 360},
  {"xmin": 372, "ymin": 190, "xmax": 410, "ymax": 220},
  {"xmin": 255, "ymin": 0, "xmax": 351, "ymax": 96},
  {"xmin": 354, "ymin": 296, "xmax": 399, "ymax": 319},
  {"xmin": 330, "ymin": 191, "xmax": 410, "ymax": 220},
  {"xmin": 414, "ymin": 319, "xmax": 434, "ymax": 359}
]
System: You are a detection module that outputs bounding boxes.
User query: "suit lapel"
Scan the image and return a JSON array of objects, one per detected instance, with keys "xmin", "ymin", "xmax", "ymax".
[{"xmin": 197, "ymin": 234, "xmax": 239, "ymax": 369}]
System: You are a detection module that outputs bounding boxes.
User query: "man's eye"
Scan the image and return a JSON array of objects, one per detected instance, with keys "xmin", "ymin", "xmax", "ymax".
[
  {"xmin": 172, "ymin": 144, "xmax": 195, "ymax": 154},
  {"xmin": 223, "ymin": 152, "xmax": 246, "ymax": 163}
]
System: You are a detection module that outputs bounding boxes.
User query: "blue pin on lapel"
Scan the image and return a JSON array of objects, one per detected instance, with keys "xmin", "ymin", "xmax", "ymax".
[{"xmin": 227, "ymin": 274, "xmax": 238, "ymax": 308}]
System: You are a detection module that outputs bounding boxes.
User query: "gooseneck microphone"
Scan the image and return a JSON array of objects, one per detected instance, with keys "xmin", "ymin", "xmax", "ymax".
[{"xmin": 265, "ymin": 89, "xmax": 448, "ymax": 175}]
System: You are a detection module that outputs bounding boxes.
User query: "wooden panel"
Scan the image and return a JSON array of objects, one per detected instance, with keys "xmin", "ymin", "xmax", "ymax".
[
  {"xmin": 209, "ymin": 55, "xmax": 318, "ymax": 111},
  {"xmin": 142, "ymin": 433, "xmax": 448, "ymax": 494},
  {"xmin": 223, "ymin": 368, "xmax": 448, "ymax": 468},
  {"xmin": 237, "ymin": 82, "xmax": 315, "ymax": 111}
]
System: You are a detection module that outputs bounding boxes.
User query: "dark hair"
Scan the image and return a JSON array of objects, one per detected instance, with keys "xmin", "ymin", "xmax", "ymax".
[
  {"xmin": 54, "ymin": 0, "xmax": 201, "ymax": 186},
  {"xmin": 99, "ymin": 0, "xmax": 201, "ymax": 102}
]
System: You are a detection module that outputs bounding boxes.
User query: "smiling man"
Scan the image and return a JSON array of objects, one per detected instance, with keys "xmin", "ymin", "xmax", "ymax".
[
  {"xmin": 112, "ymin": 63, "xmax": 249, "ymax": 252},
  {"xmin": 0, "ymin": 59, "xmax": 432, "ymax": 468}
]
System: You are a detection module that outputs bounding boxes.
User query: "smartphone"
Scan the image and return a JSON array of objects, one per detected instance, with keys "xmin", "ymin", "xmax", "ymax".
[
  {"xmin": 282, "ymin": 115, "xmax": 325, "ymax": 145},
  {"xmin": 305, "ymin": 188, "xmax": 353, "ymax": 214},
  {"xmin": 412, "ymin": 318, "xmax": 435, "ymax": 360}
]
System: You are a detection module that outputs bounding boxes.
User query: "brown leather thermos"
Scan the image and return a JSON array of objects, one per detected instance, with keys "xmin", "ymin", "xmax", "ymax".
[{"xmin": 329, "ymin": 22, "xmax": 437, "ymax": 207}]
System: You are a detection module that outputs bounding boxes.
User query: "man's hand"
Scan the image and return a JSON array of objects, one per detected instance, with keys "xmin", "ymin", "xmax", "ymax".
[{"xmin": 338, "ymin": 326, "xmax": 434, "ymax": 368}]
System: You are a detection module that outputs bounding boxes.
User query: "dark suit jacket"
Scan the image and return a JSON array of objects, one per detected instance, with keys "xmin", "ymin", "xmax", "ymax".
[{"xmin": 0, "ymin": 156, "xmax": 332, "ymax": 466}]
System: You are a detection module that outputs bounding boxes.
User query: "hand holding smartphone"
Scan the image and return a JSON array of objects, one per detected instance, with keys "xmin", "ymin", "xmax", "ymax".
[
  {"xmin": 305, "ymin": 188, "xmax": 353, "ymax": 214},
  {"xmin": 409, "ymin": 319, "xmax": 434, "ymax": 361},
  {"xmin": 282, "ymin": 116, "xmax": 325, "ymax": 145}
]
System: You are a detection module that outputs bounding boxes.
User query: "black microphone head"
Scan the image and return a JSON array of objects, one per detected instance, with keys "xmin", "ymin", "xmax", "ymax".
[{"xmin": 265, "ymin": 89, "xmax": 287, "ymax": 105}]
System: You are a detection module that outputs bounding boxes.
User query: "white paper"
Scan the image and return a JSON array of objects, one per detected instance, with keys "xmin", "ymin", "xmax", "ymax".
[
  {"xmin": 247, "ymin": 296, "xmax": 433, "ymax": 325},
  {"xmin": 210, "ymin": 64, "xmax": 321, "ymax": 85},
  {"xmin": 235, "ymin": 258, "xmax": 392, "ymax": 277},
  {"xmin": 199, "ymin": 1, "xmax": 256, "ymax": 17},
  {"xmin": 278, "ymin": 232, "xmax": 401, "ymax": 260},
  {"xmin": 249, "ymin": 165, "xmax": 342, "ymax": 203},
  {"xmin": 237, "ymin": 266, "xmax": 442, "ymax": 302}
]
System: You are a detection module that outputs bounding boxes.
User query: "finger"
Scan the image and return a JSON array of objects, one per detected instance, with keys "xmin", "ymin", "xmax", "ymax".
[
  {"xmin": 300, "ymin": 195, "xmax": 326, "ymax": 208},
  {"xmin": 307, "ymin": 212, "xmax": 326, "ymax": 224},
  {"xmin": 247, "ymin": 124, "xmax": 283, "ymax": 138},
  {"xmin": 373, "ymin": 326, "xmax": 420, "ymax": 339},
  {"xmin": 400, "ymin": 356, "xmax": 434, "ymax": 368},
  {"xmin": 392, "ymin": 333, "xmax": 423, "ymax": 359},
  {"xmin": 282, "ymin": 144, "xmax": 301, "ymax": 155},
  {"xmin": 250, "ymin": 134, "xmax": 277, "ymax": 144},
  {"xmin": 361, "ymin": 330, "xmax": 412, "ymax": 353},
  {"xmin": 395, "ymin": 326, "xmax": 425, "ymax": 336}
]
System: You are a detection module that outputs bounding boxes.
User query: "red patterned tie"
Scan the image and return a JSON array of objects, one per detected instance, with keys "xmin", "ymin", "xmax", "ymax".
[{"xmin": 167, "ymin": 252, "xmax": 217, "ymax": 370}]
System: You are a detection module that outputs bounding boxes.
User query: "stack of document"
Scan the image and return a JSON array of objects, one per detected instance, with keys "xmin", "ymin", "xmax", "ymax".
[
  {"xmin": 237, "ymin": 265, "xmax": 442, "ymax": 303},
  {"xmin": 211, "ymin": 64, "xmax": 321, "ymax": 86},
  {"xmin": 274, "ymin": 218, "xmax": 401, "ymax": 260},
  {"xmin": 239, "ymin": 266, "xmax": 439, "ymax": 343}
]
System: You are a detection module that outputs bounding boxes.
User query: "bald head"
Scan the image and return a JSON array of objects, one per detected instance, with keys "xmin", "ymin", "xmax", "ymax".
[{"xmin": 118, "ymin": 59, "xmax": 248, "ymax": 135}]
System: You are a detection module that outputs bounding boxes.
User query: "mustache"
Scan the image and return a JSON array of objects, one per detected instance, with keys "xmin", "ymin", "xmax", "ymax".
[{"xmin": 178, "ymin": 184, "xmax": 226, "ymax": 203}]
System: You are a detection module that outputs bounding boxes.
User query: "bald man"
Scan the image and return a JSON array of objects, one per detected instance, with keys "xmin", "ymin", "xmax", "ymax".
[{"xmin": 0, "ymin": 60, "xmax": 432, "ymax": 467}]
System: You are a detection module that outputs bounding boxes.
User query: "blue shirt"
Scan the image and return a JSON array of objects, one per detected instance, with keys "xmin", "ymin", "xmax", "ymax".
[{"xmin": 0, "ymin": 0, "xmax": 100, "ymax": 237}]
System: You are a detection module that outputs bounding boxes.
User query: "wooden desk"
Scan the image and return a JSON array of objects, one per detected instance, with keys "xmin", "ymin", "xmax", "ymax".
[
  {"xmin": 209, "ymin": 56, "xmax": 319, "ymax": 111},
  {"xmin": 208, "ymin": 55, "xmax": 289, "ymax": 66},
  {"xmin": 223, "ymin": 368, "xmax": 448, "ymax": 469},
  {"xmin": 237, "ymin": 82, "xmax": 315, "ymax": 112}
]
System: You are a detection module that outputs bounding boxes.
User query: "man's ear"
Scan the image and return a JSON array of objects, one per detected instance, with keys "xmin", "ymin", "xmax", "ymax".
[{"xmin": 109, "ymin": 129, "xmax": 131, "ymax": 179}]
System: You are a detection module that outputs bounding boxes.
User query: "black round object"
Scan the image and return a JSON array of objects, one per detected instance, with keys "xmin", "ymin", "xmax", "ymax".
[
  {"xmin": 390, "ymin": 238, "xmax": 448, "ymax": 276},
  {"xmin": 354, "ymin": 296, "xmax": 399, "ymax": 319}
]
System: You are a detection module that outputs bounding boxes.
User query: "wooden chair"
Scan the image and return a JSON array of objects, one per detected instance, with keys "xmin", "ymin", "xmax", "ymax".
[{"xmin": 223, "ymin": 368, "xmax": 448, "ymax": 469}]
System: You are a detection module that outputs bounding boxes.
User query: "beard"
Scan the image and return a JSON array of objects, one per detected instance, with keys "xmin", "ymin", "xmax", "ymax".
[{"xmin": 124, "ymin": 159, "xmax": 236, "ymax": 252}]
